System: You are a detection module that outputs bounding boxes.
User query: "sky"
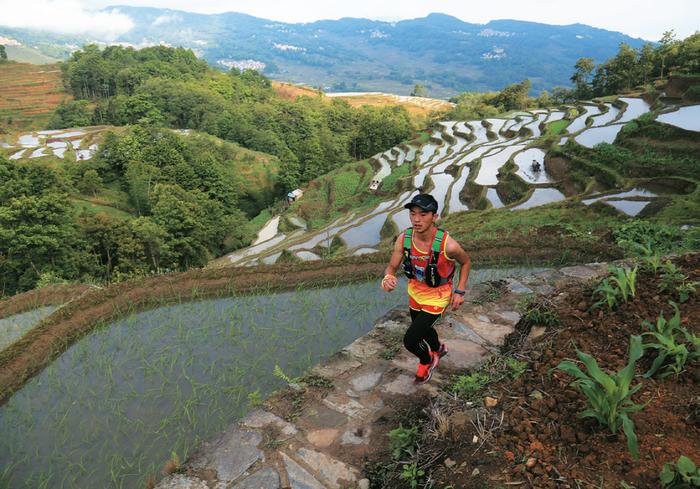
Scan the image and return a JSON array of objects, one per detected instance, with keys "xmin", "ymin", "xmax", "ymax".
[{"xmin": 0, "ymin": 0, "xmax": 697, "ymax": 41}]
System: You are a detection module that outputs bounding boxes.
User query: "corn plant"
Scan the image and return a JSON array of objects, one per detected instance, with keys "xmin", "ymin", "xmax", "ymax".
[
  {"xmin": 555, "ymin": 335, "xmax": 645, "ymax": 460},
  {"xmin": 642, "ymin": 304, "xmax": 690, "ymax": 378},
  {"xmin": 592, "ymin": 265, "xmax": 637, "ymax": 310},
  {"xmin": 660, "ymin": 455, "xmax": 700, "ymax": 487}
]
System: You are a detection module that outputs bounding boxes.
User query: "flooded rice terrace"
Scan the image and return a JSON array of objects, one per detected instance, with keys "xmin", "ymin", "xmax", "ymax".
[{"xmin": 0, "ymin": 269, "xmax": 537, "ymax": 488}]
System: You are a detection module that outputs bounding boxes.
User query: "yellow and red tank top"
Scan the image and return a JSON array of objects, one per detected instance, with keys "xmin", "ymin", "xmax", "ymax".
[{"xmin": 405, "ymin": 227, "xmax": 456, "ymax": 308}]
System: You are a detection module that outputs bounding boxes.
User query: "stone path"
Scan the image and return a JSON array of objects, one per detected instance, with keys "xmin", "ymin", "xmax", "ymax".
[{"xmin": 155, "ymin": 263, "xmax": 608, "ymax": 489}]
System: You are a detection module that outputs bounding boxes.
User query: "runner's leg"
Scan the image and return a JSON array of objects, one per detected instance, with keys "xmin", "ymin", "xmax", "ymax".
[{"xmin": 404, "ymin": 309, "xmax": 441, "ymax": 364}]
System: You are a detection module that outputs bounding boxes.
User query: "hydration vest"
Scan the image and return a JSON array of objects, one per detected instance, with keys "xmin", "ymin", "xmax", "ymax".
[{"xmin": 402, "ymin": 227, "xmax": 453, "ymax": 287}]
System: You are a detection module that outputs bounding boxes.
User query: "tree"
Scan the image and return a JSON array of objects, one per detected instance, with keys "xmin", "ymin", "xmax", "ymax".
[
  {"xmin": 571, "ymin": 58, "xmax": 595, "ymax": 99},
  {"xmin": 494, "ymin": 79, "xmax": 532, "ymax": 111},
  {"xmin": 638, "ymin": 43, "xmax": 655, "ymax": 85},
  {"xmin": 0, "ymin": 45, "xmax": 7, "ymax": 62},
  {"xmin": 411, "ymin": 84, "xmax": 428, "ymax": 97},
  {"xmin": 77, "ymin": 169, "xmax": 102, "ymax": 196},
  {"xmin": 657, "ymin": 30, "xmax": 678, "ymax": 78}
]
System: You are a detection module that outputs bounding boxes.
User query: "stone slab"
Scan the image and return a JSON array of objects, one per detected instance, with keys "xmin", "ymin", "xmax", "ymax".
[
  {"xmin": 380, "ymin": 374, "xmax": 417, "ymax": 396},
  {"xmin": 300, "ymin": 404, "xmax": 349, "ymax": 429},
  {"xmin": 342, "ymin": 336, "xmax": 384, "ymax": 359},
  {"xmin": 307, "ymin": 428, "xmax": 340, "ymax": 448},
  {"xmin": 457, "ymin": 313, "xmax": 514, "ymax": 346},
  {"xmin": 494, "ymin": 310, "xmax": 521, "ymax": 325},
  {"xmin": 507, "ymin": 279, "xmax": 534, "ymax": 295},
  {"xmin": 241, "ymin": 409, "xmax": 298, "ymax": 437},
  {"xmin": 341, "ymin": 425, "xmax": 372, "ymax": 445},
  {"xmin": 350, "ymin": 370, "xmax": 384, "ymax": 392},
  {"xmin": 440, "ymin": 339, "xmax": 488, "ymax": 370},
  {"xmin": 322, "ymin": 392, "xmax": 369, "ymax": 418},
  {"xmin": 281, "ymin": 452, "xmax": 326, "ymax": 489},
  {"xmin": 155, "ymin": 475, "xmax": 209, "ymax": 489},
  {"xmin": 232, "ymin": 468, "xmax": 281, "ymax": 489},
  {"xmin": 560, "ymin": 264, "xmax": 605, "ymax": 280},
  {"xmin": 190, "ymin": 428, "xmax": 263, "ymax": 483},
  {"xmin": 296, "ymin": 447, "xmax": 359, "ymax": 489},
  {"xmin": 311, "ymin": 355, "xmax": 362, "ymax": 378}
]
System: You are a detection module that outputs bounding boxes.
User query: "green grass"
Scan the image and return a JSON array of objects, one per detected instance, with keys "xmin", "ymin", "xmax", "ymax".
[
  {"xmin": 380, "ymin": 163, "xmax": 411, "ymax": 193},
  {"xmin": 71, "ymin": 198, "xmax": 134, "ymax": 220},
  {"xmin": 547, "ymin": 119, "xmax": 570, "ymax": 135}
]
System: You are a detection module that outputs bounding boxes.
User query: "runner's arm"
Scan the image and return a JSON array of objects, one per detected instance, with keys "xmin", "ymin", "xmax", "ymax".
[
  {"xmin": 446, "ymin": 236, "xmax": 471, "ymax": 309},
  {"xmin": 381, "ymin": 233, "xmax": 405, "ymax": 291}
]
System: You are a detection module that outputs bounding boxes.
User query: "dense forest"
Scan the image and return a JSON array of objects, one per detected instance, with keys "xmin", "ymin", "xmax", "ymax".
[
  {"xmin": 2, "ymin": 44, "xmax": 416, "ymax": 295},
  {"xmin": 51, "ymin": 45, "xmax": 413, "ymax": 190}
]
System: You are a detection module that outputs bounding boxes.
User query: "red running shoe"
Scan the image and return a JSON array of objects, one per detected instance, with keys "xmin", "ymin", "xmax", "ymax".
[{"xmin": 414, "ymin": 362, "xmax": 433, "ymax": 384}]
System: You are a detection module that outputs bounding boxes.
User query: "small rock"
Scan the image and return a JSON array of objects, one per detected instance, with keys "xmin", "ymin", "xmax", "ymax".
[
  {"xmin": 358, "ymin": 479, "xmax": 370, "ymax": 489},
  {"xmin": 444, "ymin": 458, "xmax": 457, "ymax": 468},
  {"xmin": 526, "ymin": 457, "xmax": 537, "ymax": 469},
  {"xmin": 485, "ymin": 396, "xmax": 498, "ymax": 407},
  {"xmin": 504, "ymin": 451, "xmax": 515, "ymax": 461},
  {"xmin": 472, "ymin": 435, "xmax": 479, "ymax": 444},
  {"xmin": 471, "ymin": 468, "xmax": 480, "ymax": 476}
]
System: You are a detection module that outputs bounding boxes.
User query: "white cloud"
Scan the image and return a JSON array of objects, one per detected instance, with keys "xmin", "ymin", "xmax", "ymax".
[
  {"xmin": 0, "ymin": 0, "xmax": 134, "ymax": 40},
  {"xmin": 152, "ymin": 12, "xmax": 181, "ymax": 26}
]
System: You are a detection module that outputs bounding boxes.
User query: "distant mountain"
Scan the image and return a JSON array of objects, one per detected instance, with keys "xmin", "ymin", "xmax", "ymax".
[{"xmin": 0, "ymin": 8, "xmax": 651, "ymax": 97}]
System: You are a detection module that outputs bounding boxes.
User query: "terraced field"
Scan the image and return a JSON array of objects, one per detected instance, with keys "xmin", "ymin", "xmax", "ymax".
[
  {"xmin": 0, "ymin": 62, "xmax": 69, "ymax": 130},
  {"xmin": 220, "ymin": 98, "xmax": 700, "ymax": 267}
]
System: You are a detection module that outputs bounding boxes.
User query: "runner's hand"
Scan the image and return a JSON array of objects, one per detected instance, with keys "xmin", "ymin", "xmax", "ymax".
[
  {"xmin": 381, "ymin": 274, "xmax": 397, "ymax": 292},
  {"xmin": 450, "ymin": 293, "xmax": 465, "ymax": 310}
]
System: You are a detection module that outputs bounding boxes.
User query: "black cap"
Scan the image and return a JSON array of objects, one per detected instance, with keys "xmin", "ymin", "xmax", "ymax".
[{"xmin": 404, "ymin": 193, "xmax": 438, "ymax": 213}]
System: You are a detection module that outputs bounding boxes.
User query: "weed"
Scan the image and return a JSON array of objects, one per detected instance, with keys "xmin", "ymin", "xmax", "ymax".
[
  {"xmin": 472, "ymin": 280, "xmax": 506, "ymax": 305},
  {"xmin": 658, "ymin": 261, "xmax": 698, "ymax": 303},
  {"xmin": 522, "ymin": 302, "xmax": 560, "ymax": 328},
  {"xmin": 554, "ymin": 335, "xmax": 645, "ymax": 460},
  {"xmin": 388, "ymin": 424, "xmax": 420, "ymax": 460},
  {"xmin": 505, "ymin": 357, "xmax": 528, "ymax": 379},
  {"xmin": 660, "ymin": 455, "xmax": 700, "ymax": 487},
  {"xmin": 449, "ymin": 372, "xmax": 490, "ymax": 400},
  {"xmin": 399, "ymin": 462, "xmax": 425, "ymax": 488},
  {"xmin": 299, "ymin": 373, "xmax": 334, "ymax": 389},
  {"xmin": 247, "ymin": 389, "xmax": 264, "ymax": 407}
]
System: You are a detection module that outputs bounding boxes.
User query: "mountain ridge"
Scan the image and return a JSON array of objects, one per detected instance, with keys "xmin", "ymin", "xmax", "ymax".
[{"xmin": 1, "ymin": 7, "xmax": 651, "ymax": 97}]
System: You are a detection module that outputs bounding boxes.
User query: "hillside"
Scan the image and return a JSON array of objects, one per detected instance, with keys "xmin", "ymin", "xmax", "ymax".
[
  {"xmin": 212, "ymin": 90, "xmax": 700, "ymax": 271},
  {"xmin": 0, "ymin": 62, "xmax": 69, "ymax": 130},
  {"xmin": 0, "ymin": 10, "xmax": 651, "ymax": 96}
]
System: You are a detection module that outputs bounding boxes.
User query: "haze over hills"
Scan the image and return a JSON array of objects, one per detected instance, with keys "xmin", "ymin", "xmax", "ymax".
[{"xmin": 0, "ymin": 6, "xmax": 651, "ymax": 97}]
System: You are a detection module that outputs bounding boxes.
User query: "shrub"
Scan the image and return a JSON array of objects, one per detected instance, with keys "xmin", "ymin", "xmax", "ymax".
[{"xmin": 555, "ymin": 335, "xmax": 645, "ymax": 460}]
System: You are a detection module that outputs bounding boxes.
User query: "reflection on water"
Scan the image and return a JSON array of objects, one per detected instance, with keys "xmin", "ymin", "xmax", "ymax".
[
  {"xmin": 511, "ymin": 188, "xmax": 566, "ymax": 210},
  {"xmin": 447, "ymin": 167, "xmax": 470, "ymax": 214},
  {"xmin": 486, "ymin": 188, "xmax": 504, "ymax": 209},
  {"xmin": 574, "ymin": 124, "xmax": 624, "ymax": 148},
  {"xmin": 474, "ymin": 144, "xmax": 526, "ymax": 185},
  {"xmin": 617, "ymin": 98, "xmax": 650, "ymax": 123},
  {"xmin": 656, "ymin": 105, "xmax": 700, "ymax": 132},
  {"xmin": 340, "ymin": 212, "xmax": 389, "ymax": 248},
  {"xmin": 590, "ymin": 104, "xmax": 620, "ymax": 126}
]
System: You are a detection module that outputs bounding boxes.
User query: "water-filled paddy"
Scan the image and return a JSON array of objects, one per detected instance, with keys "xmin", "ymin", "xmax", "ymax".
[
  {"xmin": 0, "ymin": 269, "xmax": 542, "ymax": 489},
  {"xmin": 656, "ymin": 105, "xmax": 700, "ymax": 132},
  {"xmin": 574, "ymin": 124, "xmax": 624, "ymax": 148},
  {"xmin": 0, "ymin": 306, "xmax": 59, "ymax": 350}
]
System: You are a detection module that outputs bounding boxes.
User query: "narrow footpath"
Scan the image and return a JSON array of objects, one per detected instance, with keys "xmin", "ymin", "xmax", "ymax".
[{"xmin": 155, "ymin": 263, "xmax": 608, "ymax": 489}]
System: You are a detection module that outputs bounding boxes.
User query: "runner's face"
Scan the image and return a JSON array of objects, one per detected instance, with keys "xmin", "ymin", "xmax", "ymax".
[{"xmin": 409, "ymin": 208, "xmax": 437, "ymax": 232}]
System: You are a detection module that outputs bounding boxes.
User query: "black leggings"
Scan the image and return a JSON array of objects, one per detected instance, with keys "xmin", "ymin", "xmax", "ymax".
[{"xmin": 404, "ymin": 309, "xmax": 441, "ymax": 365}]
